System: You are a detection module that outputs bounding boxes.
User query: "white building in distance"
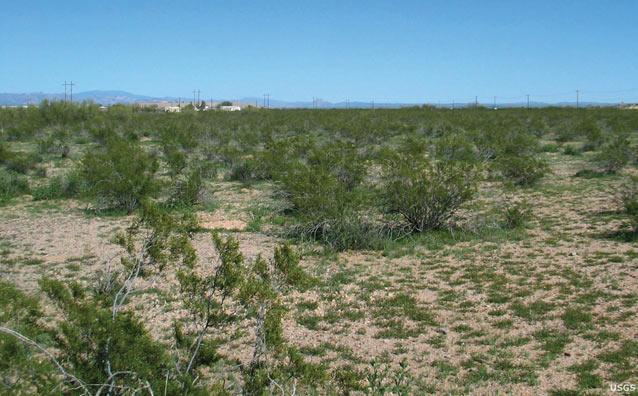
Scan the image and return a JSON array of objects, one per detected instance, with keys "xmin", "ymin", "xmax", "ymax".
[{"xmin": 219, "ymin": 105, "xmax": 241, "ymax": 111}]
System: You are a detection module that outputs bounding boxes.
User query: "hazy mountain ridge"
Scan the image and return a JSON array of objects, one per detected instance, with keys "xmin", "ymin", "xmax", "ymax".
[{"xmin": 0, "ymin": 91, "xmax": 619, "ymax": 108}]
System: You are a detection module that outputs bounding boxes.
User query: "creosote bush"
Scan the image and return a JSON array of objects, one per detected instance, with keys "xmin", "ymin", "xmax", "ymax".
[
  {"xmin": 494, "ymin": 154, "xmax": 549, "ymax": 186},
  {"xmin": 0, "ymin": 169, "xmax": 30, "ymax": 201},
  {"xmin": 1, "ymin": 202, "xmax": 315, "ymax": 395},
  {"xmin": 276, "ymin": 143, "xmax": 382, "ymax": 250},
  {"xmin": 618, "ymin": 176, "xmax": 638, "ymax": 232},
  {"xmin": 597, "ymin": 135, "xmax": 635, "ymax": 174},
  {"xmin": 381, "ymin": 153, "xmax": 478, "ymax": 232},
  {"xmin": 500, "ymin": 198, "xmax": 532, "ymax": 229},
  {"xmin": 32, "ymin": 171, "xmax": 85, "ymax": 201},
  {"xmin": 81, "ymin": 133, "xmax": 161, "ymax": 213}
]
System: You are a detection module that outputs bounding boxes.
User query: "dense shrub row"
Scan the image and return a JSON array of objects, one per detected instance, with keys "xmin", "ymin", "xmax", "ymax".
[{"xmin": 1, "ymin": 101, "xmax": 637, "ymax": 243}]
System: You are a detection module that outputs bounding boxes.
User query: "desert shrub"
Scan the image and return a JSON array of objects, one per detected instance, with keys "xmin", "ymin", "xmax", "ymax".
[
  {"xmin": 276, "ymin": 143, "xmax": 380, "ymax": 250},
  {"xmin": 240, "ymin": 138, "xmax": 308, "ymax": 182},
  {"xmin": 37, "ymin": 128, "xmax": 70, "ymax": 157},
  {"xmin": 431, "ymin": 132, "xmax": 479, "ymax": 163},
  {"xmin": 160, "ymin": 139, "xmax": 188, "ymax": 178},
  {"xmin": 563, "ymin": 145, "xmax": 580, "ymax": 156},
  {"xmin": 290, "ymin": 213, "xmax": 385, "ymax": 251},
  {"xmin": 554, "ymin": 121, "xmax": 580, "ymax": 143},
  {"xmin": 580, "ymin": 118, "xmax": 604, "ymax": 149},
  {"xmin": 80, "ymin": 134, "xmax": 161, "ymax": 213},
  {"xmin": 527, "ymin": 117, "xmax": 548, "ymax": 138},
  {"xmin": 228, "ymin": 158, "xmax": 261, "ymax": 183},
  {"xmin": 494, "ymin": 154, "xmax": 549, "ymax": 186},
  {"xmin": 541, "ymin": 143, "xmax": 560, "ymax": 153},
  {"xmin": 500, "ymin": 198, "xmax": 532, "ymax": 229},
  {"xmin": 0, "ymin": 169, "xmax": 29, "ymax": 200},
  {"xmin": 279, "ymin": 161, "xmax": 375, "ymax": 250},
  {"xmin": 37, "ymin": 278, "xmax": 173, "ymax": 394},
  {"xmin": 0, "ymin": 281, "xmax": 59, "ymax": 394},
  {"xmin": 32, "ymin": 171, "xmax": 85, "ymax": 201},
  {"xmin": 0, "ymin": 143, "xmax": 40, "ymax": 174},
  {"xmin": 168, "ymin": 167, "xmax": 205, "ymax": 207},
  {"xmin": 472, "ymin": 128, "xmax": 539, "ymax": 163},
  {"xmin": 597, "ymin": 137, "xmax": 634, "ymax": 174},
  {"xmin": 380, "ymin": 154, "xmax": 478, "ymax": 232},
  {"xmin": 574, "ymin": 169, "xmax": 606, "ymax": 179},
  {"xmin": 5, "ymin": 153, "xmax": 38, "ymax": 174},
  {"xmin": 87, "ymin": 124, "xmax": 117, "ymax": 144},
  {"xmin": 618, "ymin": 176, "xmax": 638, "ymax": 232}
]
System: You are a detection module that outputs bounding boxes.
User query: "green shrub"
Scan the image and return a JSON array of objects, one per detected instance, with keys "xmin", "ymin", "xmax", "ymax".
[
  {"xmin": 0, "ymin": 169, "xmax": 29, "ymax": 200},
  {"xmin": 579, "ymin": 118, "xmax": 604, "ymax": 148},
  {"xmin": 431, "ymin": 132, "xmax": 479, "ymax": 163},
  {"xmin": 37, "ymin": 133, "xmax": 70, "ymax": 158},
  {"xmin": 37, "ymin": 278, "xmax": 176, "ymax": 395},
  {"xmin": 168, "ymin": 167, "xmax": 205, "ymax": 207},
  {"xmin": 541, "ymin": 143, "xmax": 560, "ymax": 153},
  {"xmin": 279, "ymin": 161, "xmax": 375, "ymax": 250},
  {"xmin": 381, "ymin": 154, "xmax": 478, "ymax": 232},
  {"xmin": 574, "ymin": 169, "xmax": 606, "ymax": 179},
  {"xmin": 597, "ymin": 138, "xmax": 634, "ymax": 174},
  {"xmin": 275, "ymin": 142, "xmax": 379, "ymax": 250},
  {"xmin": 500, "ymin": 199, "xmax": 532, "ymax": 229},
  {"xmin": 0, "ymin": 280, "xmax": 59, "ymax": 393},
  {"xmin": 81, "ymin": 134, "xmax": 161, "ymax": 213},
  {"xmin": 563, "ymin": 145, "xmax": 580, "ymax": 156},
  {"xmin": 0, "ymin": 143, "xmax": 39, "ymax": 174},
  {"xmin": 619, "ymin": 176, "xmax": 638, "ymax": 232},
  {"xmin": 32, "ymin": 171, "xmax": 85, "ymax": 201},
  {"xmin": 5, "ymin": 153, "xmax": 38, "ymax": 174},
  {"xmin": 290, "ymin": 214, "xmax": 385, "ymax": 251},
  {"xmin": 494, "ymin": 154, "xmax": 549, "ymax": 186}
]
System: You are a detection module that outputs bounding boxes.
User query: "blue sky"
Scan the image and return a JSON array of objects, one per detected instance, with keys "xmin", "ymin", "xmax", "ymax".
[{"xmin": 1, "ymin": 0, "xmax": 637, "ymax": 103}]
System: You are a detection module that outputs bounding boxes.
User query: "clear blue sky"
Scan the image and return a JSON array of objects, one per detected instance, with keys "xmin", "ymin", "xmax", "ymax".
[{"xmin": 2, "ymin": 0, "xmax": 637, "ymax": 103}]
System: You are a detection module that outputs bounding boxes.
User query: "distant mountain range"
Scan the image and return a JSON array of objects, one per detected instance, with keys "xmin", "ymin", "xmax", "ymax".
[
  {"xmin": 0, "ymin": 90, "xmax": 166, "ymax": 106},
  {"xmin": 0, "ymin": 90, "xmax": 622, "ymax": 108}
]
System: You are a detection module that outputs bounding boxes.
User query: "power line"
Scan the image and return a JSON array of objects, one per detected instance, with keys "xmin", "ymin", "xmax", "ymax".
[
  {"xmin": 576, "ymin": 90, "xmax": 579, "ymax": 108},
  {"xmin": 69, "ymin": 81, "xmax": 75, "ymax": 103}
]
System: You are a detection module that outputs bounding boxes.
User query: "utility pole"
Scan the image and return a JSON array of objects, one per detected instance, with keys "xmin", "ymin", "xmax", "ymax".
[
  {"xmin": 62, "ymin": 81, "xmax": 68, "ymax": 103},
  {"xmin": 267, "ymin": 93, "xmax": 270, "ymax": 108},
  {"xmin": 197, "ymin": 90, "xmax": 200, "ymax": 105},
  {"xmin": 69, "ymin": 81, "xmax": 75, "ymax": 103},
  {"xmin": 527, "ymin": 94, "xmax": 530, "ymax": 109},
  {"xmin": 576, "ymin": 90, "xmax": 579, "ymax": 108},
  {"xmin": 178, "ymin": 97, "xmax": 181, "ymax": 108},
  {"xmin": 312, "ymin": 96, "xmax": 315, "ymax": 109},
  {"xmin": 193, "ymin": 90, "xmax": 196, "ymax": 105},
  {"xmin": 475, "ymin": 96, "xmax": 478, "ymax": 108}
]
